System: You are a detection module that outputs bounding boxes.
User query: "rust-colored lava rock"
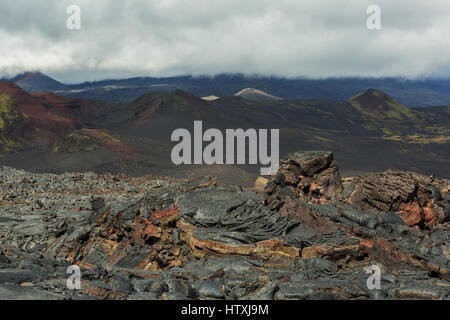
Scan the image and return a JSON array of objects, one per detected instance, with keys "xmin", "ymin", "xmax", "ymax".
[
  {"xmin": 347, "ymin": 170, "xmax": 447, "ymax": 229},
  {"xmin": 263, "ymin": 151, "xmax": 343, "ymax": 205}
]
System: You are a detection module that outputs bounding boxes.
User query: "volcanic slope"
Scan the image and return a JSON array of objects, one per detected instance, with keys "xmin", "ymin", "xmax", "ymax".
[
  {"xmin": 11, "ymin": 71, "xmax": 67, "ymax": 92},
  {"xmin": 0, "ymin": 82, "xmax": 113, "ymax": 155},
  {"xmin": 210, "ymin": 89, "xmax": 450, "ymax": 178},
  {"xmin": 0, "ymin": 84, "xmax": 448, "ymax": 183},
  {"xmin": 0, "ymin": 85, "xmax": 257, "ymax": 185},
  {"xmin": 107, "ymin": 89, "xmax": 253, "ymax": 140},
  {"xmin": 235, "ymin": 87, "xmax": 282, "ymax": 102}
]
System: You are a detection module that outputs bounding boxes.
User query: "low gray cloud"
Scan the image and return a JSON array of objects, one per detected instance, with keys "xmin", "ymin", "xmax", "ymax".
[{"xmin": 0, "ymin": 0, "xmax": 449, "ymax": 82}]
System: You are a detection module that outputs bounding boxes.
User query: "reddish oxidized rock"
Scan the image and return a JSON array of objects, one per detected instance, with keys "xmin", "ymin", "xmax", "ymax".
[
  {"xmin": 348, "ymin": 170, "xmax": 446, "ymax": 229},
  {"xmin": 265, "ymin": 151, "xmax": 343, "ymax": 204}
]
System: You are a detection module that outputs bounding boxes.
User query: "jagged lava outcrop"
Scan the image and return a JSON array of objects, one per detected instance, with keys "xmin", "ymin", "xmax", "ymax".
[{"xmin": 0, "ymin": 151, "xmax": 448, "ymax": 300}]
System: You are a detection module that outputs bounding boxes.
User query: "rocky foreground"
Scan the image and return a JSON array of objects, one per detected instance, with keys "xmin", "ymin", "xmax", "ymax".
[{"xmin": 0, "ymin": 151, "xmax": 449, "ymax": 300}]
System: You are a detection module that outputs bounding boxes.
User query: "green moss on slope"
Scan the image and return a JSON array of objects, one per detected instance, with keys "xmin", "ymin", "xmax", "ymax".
[
  {"xmin": 0, "ymin": 134, "xmax": 22, "ymax": 155},
  {"xmin": 0, "ymin": 94, "xmax": 20, "ymax": 130},
  {"xmin": 52, "ymin": 131, "xmax": 104, "ymax": 153},
  {"xmin": 348, "ymin": 90, "xmax": 419, "ymax": 122},
  {"xmin": 0, "ymin": 94, "xmax": 24, "ymax": 155}
]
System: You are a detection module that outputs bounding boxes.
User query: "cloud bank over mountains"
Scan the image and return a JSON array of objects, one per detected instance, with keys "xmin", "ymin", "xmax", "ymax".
[{"xmin": 1, "ymin": 0, "xmax": 449, "ymax": 82}]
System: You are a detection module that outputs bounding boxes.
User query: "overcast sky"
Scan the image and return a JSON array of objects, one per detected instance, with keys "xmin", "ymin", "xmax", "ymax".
[{"xmin": 0, "ymin": 0, "xmax": 449, "ymax": 83}]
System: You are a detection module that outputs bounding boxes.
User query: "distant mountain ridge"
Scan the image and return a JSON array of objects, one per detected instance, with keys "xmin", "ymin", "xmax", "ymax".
[
  {"xmin": 5, "ymin": 71, "xmax": 450, "ymax": 107},
  {"xmin": 0, "ymin": 81, "xmax": 449, "ymax": 179},
  {"xmin": 10, "ymin": 71, "xmax": 67, "ymax": 92},
  {"xmin": 235, "ymin": 88, "xmax": 282, "ymax": 102}
]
